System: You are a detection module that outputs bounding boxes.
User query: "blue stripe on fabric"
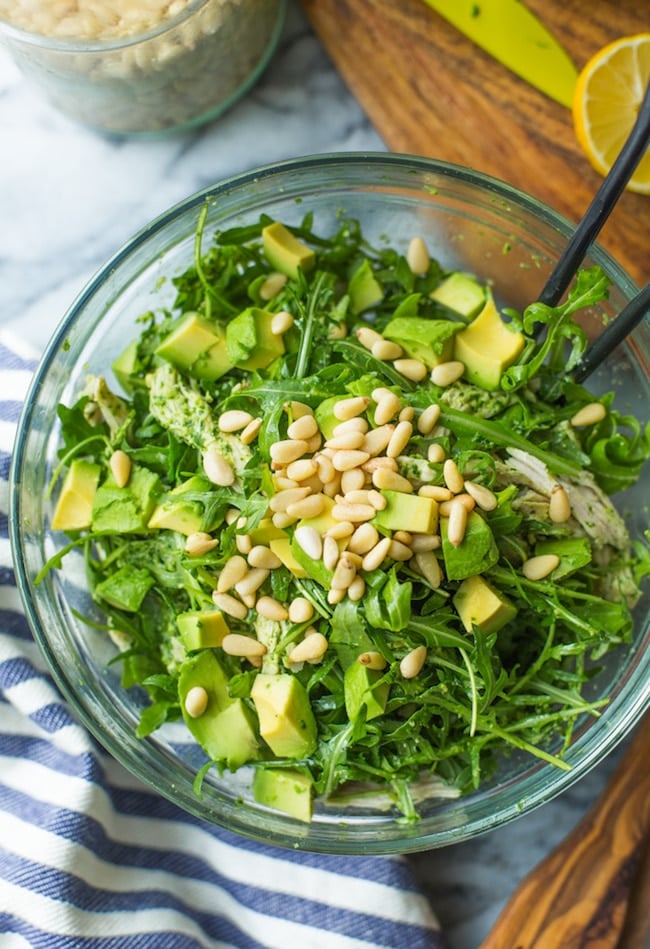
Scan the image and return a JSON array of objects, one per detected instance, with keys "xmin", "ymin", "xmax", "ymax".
[
  {"xmin": 0, "ymin": 787, "xmax": 439, "ymax": 948},
  {"xmin": 0, "ymin": 610, "xmax": 32, "ymax": 639},
  {"xmin": 0, "ymin": 343, "xmax": 37, "ymax": 371},
  {"xmin": 0, "ymin": 655, "xmax": 53, "ymax": 691},
  {"xmin": 0, "ymin": 452, "xmax": 11, "ymax": 479},
  {"xmin": 0, "ymin": 400, "xmax": 23, "ymax": 423},
  {"xmin": 0, "ymin": 916, "xmax": 234, "ymax": 949},
  {"xmin": 0, "ymin": 565, "xmax": 18, "ymax": 587}
]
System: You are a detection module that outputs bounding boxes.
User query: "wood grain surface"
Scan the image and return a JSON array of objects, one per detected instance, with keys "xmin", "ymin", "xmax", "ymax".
[
  {"xmin": 478, "ymin": 715, "xmax": 650, "ymax": 949},
  {"xmin": 301, "ymin": 0, "xmax": 649, "ymax": 287}
]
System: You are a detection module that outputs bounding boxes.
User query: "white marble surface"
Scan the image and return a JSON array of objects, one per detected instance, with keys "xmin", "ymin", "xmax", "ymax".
[{"xmin": 0, "ymin": 4, "xmax": 634, "ymax": 948}]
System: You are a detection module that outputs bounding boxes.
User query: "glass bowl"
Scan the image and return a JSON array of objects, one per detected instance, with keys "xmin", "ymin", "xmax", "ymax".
[
  {"xmin": 0, "ymin": 0, "xmax": 286, "ymax": 135},
  {"xmin": 10, "ymin": 153, "xmax": 649, "ymax": 854}
]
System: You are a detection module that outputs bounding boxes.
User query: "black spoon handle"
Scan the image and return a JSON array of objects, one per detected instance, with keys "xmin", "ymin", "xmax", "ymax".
[
  {"xmin": 539, "ymin": 82, "xmax": 650, "ymax": 308},
  {"xmin": 573, "ymin": 282, "xmax": 650, "ymax": 383}
]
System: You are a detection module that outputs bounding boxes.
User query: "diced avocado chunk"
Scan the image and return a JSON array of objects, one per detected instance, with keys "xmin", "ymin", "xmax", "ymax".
[
  {"xmin": 373, "ymin": 490, "xmax": 438, "ymax": 534},
  {"xmin": 314, "ymin": 395, "xmax": 343, "ymax": 440},
  {"xmin": 348, "ymin": 259, "xmax": 384, "ymax": 315},
  {"xmin": 91, "ymin": 466, "xmax": 160, "ymax": 534},
  {"xmin": 51, "ymin": 458, "xmax": 102, "ymax": 532},
  {"xmin": 252, "ymin": 768, "xmax": 313, "ymax": 822},
  {"xmin": 535, "ymin": 537, "xmax": 592, "ymax": 579},
  {"xmin": 251, "ymin": 673, "xmax": 318, "ymax": 759},
  {"xmin": 111, "ymin": 339, "xmax": 139, "ymax": 394},
  {"xmin": 382, "ymin": 317, "xmax": 461, "ymax": 369},
  {"xmin": 453, "ymin": 296, "xmax": 525, "ymax": 390},
  {"xmin": 289, "ymin": 496, "xmax": 343, "ymax": 587},
  {"xmin": 431, "ymin": 272, "xmax": 486, "ymax": 321},
  {"xmin": 95, "ymin": 565, "xmax": 154, "ymax": 612},
  {"xmin": 179, "ymin": 651, "xmax": 260, "ymax": 770},
  {"xmin": 453, "ymin": 574, "xmax": 517, "ymax": 635},
  {"xmin": 155, "ymin": 313, "xmax": 232, "ymax": 382},
  {"xmin": 177, "ymin": 609, "xmax": 230, "ymax": 651},
  {"xmin": 147, "ymin": 475, "xmax": 213, "ymax": 536},
  {"xmin": 248, "ymin": 518, "xmax": 288, "ymax": 545},
  {"xmin": 226, "ymin": 306, "xmax": 285, "ymax": 371},
  {"xmin": 270, "ymin": 536, "xmax": 308, "ymax": 578},
  {"xmin": 344, "ymin": 660, "xmax": 389, "ymax": 722},
  {"xmin": 440, "ymin": 511, "xmax": 499, "ymax": 580},
  {"xmin": 262, "ymin": 221, "xmax": 315, "ymax": 279}
]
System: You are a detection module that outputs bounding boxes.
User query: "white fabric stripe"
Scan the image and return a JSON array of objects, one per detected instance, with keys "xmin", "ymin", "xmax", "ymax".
[
  {"xmin": 0, "ymin": 479, "xmax": 8, "ymax": 516},
  {"xmin": 0, "ymin": 538, "xmax": 13, "ymax": 569},
  {"xmin": 0, "ymin": 811, "xmax": 385, "ymax": 949},
  {"xmin": 0, "ymin": 420, "xmax": 17, "ymax": 455},
  {"xmin": 0, "ymin": 370, "xmax": 33, "ymax": 403},
  {"xmin": 0, "ymin": 587, "xmax": 24, "ymax": 614},
  {"xmin": 0, "ymin": 631, "xmax": 48, "ymax": 670},
  {"xmin": 0, "ymin": 330, "xmax": 40, "ymax": 362},
  {"xmin": 0, "ymin": 756, "xmax": 437, "ymax": 931}
]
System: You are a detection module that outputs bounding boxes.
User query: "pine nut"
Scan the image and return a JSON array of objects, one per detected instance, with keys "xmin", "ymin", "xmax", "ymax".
[
  {"xmin": 334, "ymin": 396, "xmax": 370, "ymax": 421},
  {"xmin": 328, "ymin": 322, "xmax": 348, "ymax": 339},
  {"xmin": 259, "ymin": 272, "xmax": 288, "ymax": 300},
  {"xmin": 348, "ymin": 523, "xmax": 380, "ymax": 555},
  {"xmin": 184, "ymin": 531, "xmax": 218, "ymax": 556},
  {"xmin": 363, "ymin": 455, "xmax": 399, "ymax": 474},
  {"xmin": 248, "ymin": 545, "xmax": 282, "ymax": 570},
  {"xmin": 235, "ymin": 567, "xmax": 269, "ymax": 597},
  {"xmin": 415, "ymin": 551, "xmax": 443, "ymax": 588},
  {"xmin": 333, "ymin": 417, "xmax": 369, "ymax": 436},
  {"xmin": 347, "ymin": 575, "xmax": 366, "ymax": 601},
  {"xmin": 325, "ymin": 520, "xmax": 355, "ymax": 540},
  {"xmin": 446, "ymin": 500, "xmax": 468, "ymax": 546},
  {"xmin": 256, "ymin": 596, "xmax": 289, "ymax": 621},
  {"xmin": 240, "ymin": 591, "xmax": 257, "ymax": 609},
  {"xmin": 331, "ymin": 554, "xmax": 358, "ymax": 590},
  {"xmin": 288, "ymin": 414, "xmax": 319, "ymax": 440},
  {"xmin": 371, "ymin": 468, "xmax": 414, "ymax": 493},
  {"xmin": 522, "ymin": 554, "xmax": 561, "ymax": 581},
  {"xmin": 549, "ymin": 484, "xmax": 571, "ymax": 523},
  {"xmin": 235, "ymin": 533, "xmax": 253, "ymax": 555},
  {"xmin": 270, "ymin": 310, "xmax": 294, "ymax": 335},
  {"xmin": 326, "ymin": 431, "xmax": 367, "ymax": 451},
  {"xmin": 340, "ymin": 467, "xmax": 367, "ymax": 493},
  {"xmin": 417, "ymin": 404, "xmax": 441, "ymax": 435},
  {"xmin": 332, "ymin": 501, "xmax": 376, "ymax": 523},
  {"xmin": 272, "ymin": 512, "xmax": 296, "ymax": 529},
  {"xmin": 225, "ymin": 508, "xmax": 240, "ymax": 525},
  {"xmin": 361, "ymin": 536, "xmax": 392, "ymax": 572},
  {"xmin": 289, "ymin": 632, "xmax": 329, "ymax": 664},
  {"xmin": 315, "ymin": 453, "xmax": 336, "ymax": 484},
  {"xmin": 464, "ymin": 480, "xmax": 498, "ymax": 511},
  {"xmin": 399, "ymin": 406, "xmax": 415, "ymax": 422},
  {"xmin": 443, "ymin": 458, "xmax": 465, "ymax": 494},
  {"xmin": 323, "ymin": 535, "xmax": 340, "ymax": 571},
  {"xmin": 393, "ymin": 358, "xmax": 428, "ymax": 381},
  {"xmin": 410, "ymin": 533, "xmax": 441, "ymax": 552},
  {"xmin": 387, "ymin": 420, "xmax": 413, "ymax": 458},
  {"xmin": 431, "ymin": 361, "xmax": 465, "ymax": 387},
  {"xmin": 288, "ymin": 401, "xmax": 313, "ymax": 419},
  {"xmin": 372, "ymin": 339, "xmax": 403, "ymax": 360},
  {"xmin": 222, "ymin": 634, "xmax": 267, "ymax": 658},
  {"xmin": 327, "ymin": 587, "xmax": 346, "ymax": 605},
  {"xmin": 388, "ymin": 540, "xmax": 412, "ymax": 561},
  {"xmin": 286, "ymin": 458, "xmax": 318, "ymax": 482},
  {"xmin": 368, "ymin": 490, "xmax": 386, "ymax": 510},
  {"xmin": 203, "ymin": 445, "xmax": 235, "ymax": 486},
  {"xmin": 407, "ymin": 236, "xmax": 430, "ymax": 274},
  {"xmin": 218, "ymin": 409, "xmax": 254, "ymax": 432},
  {"xmin": 340, "ymin": 489, "xmax": 373, "ymax": 506},
  {"xmin": 288, "ymin": 597, "xmax": 314, "ymax": 623},
  {"xmin": 439, "ymin": 494, "xmax": 475, "ymax": 515},
  {"xmin": 356, "ymin": 326, "xmax": 384, "ymax": 349},
  {"xmin": 393, "ymin": 530, "xmax": 413, "ymax": 545},
  {"xmin": 374, "ymin": 392, "xmax": 402, "ymax": 425},
  {"xmin": 427, "ymin": 443, "xmax": 446, "ymax": 464},
  {"xmin": 286, "ymin": 493, "xmax": 325, "ymax": 519},
  {"xmin": 269, "ymin": 486, "xmax": 311, "ymax": 513},
  {"xmin": 294, "ymin": 525, "xmax": 322, "ymax": 560},
  {"xmin": 323, "ymin": 473, "xmax": 343, "ymax": 498},
  {"xmin": 240, "ymin": 418, "xmax": 263, "ymax": 445},
  {"xmin": 570, "ymin": 402, "xmax": 607, "ymax": 427},
  {"xmin": 400, "ymin": 645, "xmax": 427, "ymax": 679},
  {"xmin": 358, "ymin": 651, "xmax": 387, "ymax": 670},
  {"xmin": 110, "ymin": 449, "xmax": 131, "ymax": 488},
  {"xmin": 419, "ymin": 484, "xmax": 452, "ymax": 501},
  {"xmin": 270, "ymin": 439, "xmax": 309, "ymax": 465},
  {"xmin": 212, "ymin": 592, "xmax": 248, "ymax": 619},
  {"xmin": 332, "ymin": 449, "xmax": 371, "ymax": 471},
  {"xmin": 184, "ymin": 686, "xmax": 209, "ymax": 719},
  {"xmin": 217, "ymin": 555, "xmax": 249, "ymax": 593},
  {"xmin": 307, "ymin": 432, "xmax": 324, "ymax": 454}
]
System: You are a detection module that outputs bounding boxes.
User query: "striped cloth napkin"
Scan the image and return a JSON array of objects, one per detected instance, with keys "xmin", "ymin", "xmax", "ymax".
[{"xmin": 0, "ymin": 331, "xmax": 447, "ymax": 949}]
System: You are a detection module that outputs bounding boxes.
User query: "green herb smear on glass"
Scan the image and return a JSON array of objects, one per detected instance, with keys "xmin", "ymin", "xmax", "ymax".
[{"xmin": 45, "ymin": 209, "xmax": 650, "ymax": 824}]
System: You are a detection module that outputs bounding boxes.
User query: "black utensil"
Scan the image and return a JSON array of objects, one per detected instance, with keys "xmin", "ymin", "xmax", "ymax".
[{"xmin": 573, "ymin": 282, "xmax": 650, "ymax": 382}]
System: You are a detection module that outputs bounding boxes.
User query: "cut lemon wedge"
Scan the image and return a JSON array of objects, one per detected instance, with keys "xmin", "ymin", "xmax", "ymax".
[{"xmin": 573, "ymin": 33, "xmax": 650, "ymax": 195}]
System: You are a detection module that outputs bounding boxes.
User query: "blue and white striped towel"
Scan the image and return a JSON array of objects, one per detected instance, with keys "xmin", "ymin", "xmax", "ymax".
[{"xmin": 0, "ymin": 331, "xmax": 447, "ymax": 948}]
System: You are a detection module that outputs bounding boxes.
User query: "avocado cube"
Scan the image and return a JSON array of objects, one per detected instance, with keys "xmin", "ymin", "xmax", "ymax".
[
  {"xmin": 147, "ymin": 475, "xmax": 212, "ymax": 536},
  {"xmin": 453, "ymin": 297, "xmax": 525, "ymax": 390},
  {"xmin": 382, "ymin": 317, "xmax": 461, "ymax": 369},
  {"xmin": 348, "ymin": 259, "xmax": 384, "ymax": 315},
  {"xmin": 155, "ymin": 313, "xmax": 232, "ymax": 382},
  {"xmin": 440, "ymin": 511, "xmax": 499, "ymax": 581},
  {"xmin": 248, "ymin": 518, "xmax": 289, "ymax": 546},
  {"xmin": 95, "ymin": 565, "xmax": 154, "ymax": 613},
  {"xmin": 251, "ymin": 673, "xmax": 318, "ymax": 759},
  {"xmin": 177, "ymin": 609, "xmax": 230, "ymax": 651},
  {"xmin": 373, "ymin": 490, "xmax": 438, "ymax": 535},
  {"xmin": 344, "ymin": 660, "xmax": 389, "ymax": 722},
  {"xmin": 252, "ymin": 768, "xmax": 313, "ymax": 822},
  {"xmin": 270, "ymin": 537, "xmax": 309, "ymax": 578},
  {"xmin": 262, "ymin": 221, "xmax": 315, "ymax": 279},
  {"xmin": 92, "ymin": 466, "xmax": 160, "ymax": 534},
  {"xmin": 534, "ymin": 537, "xmax": 592, "ymax": 580},
  {"xmin": 453, "ymin": 574, "xmax": 517, "ymax": 635},
  {"xmin": 431, "ymin": 272, "xmax": 486, "ymax": 321},
  {"xmin": 289, "ymin": 496, "xmax": 344, "ymax": 587},
  {"xmin": 226, "ymin": 306, "xmax": 285, "ymax": 371},
  {"xmin": 314, "ymin": 395, "xmax": 344, "ymax": 440},
  {"xmin": 51, "ymin": 458, "xmax": 102, "ymax": 532},
  {"xmin": 111, "ymin": 339, "xmax": 139, "ymax": 394}
]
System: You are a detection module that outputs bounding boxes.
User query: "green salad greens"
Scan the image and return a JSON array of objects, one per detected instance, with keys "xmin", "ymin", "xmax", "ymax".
[{"xmin": 45, "ymin": 208, "xmax": 649, "ymax": 823}]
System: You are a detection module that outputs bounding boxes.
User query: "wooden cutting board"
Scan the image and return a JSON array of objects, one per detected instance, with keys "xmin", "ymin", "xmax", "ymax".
[{"xmin": 300, "ymin": 0, "xmax": 649, "ymax": 288}]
